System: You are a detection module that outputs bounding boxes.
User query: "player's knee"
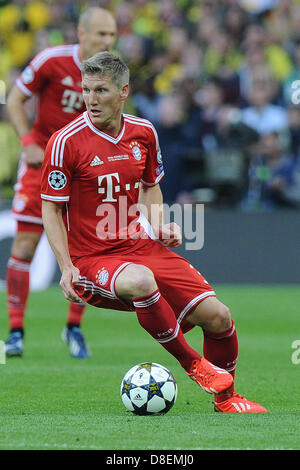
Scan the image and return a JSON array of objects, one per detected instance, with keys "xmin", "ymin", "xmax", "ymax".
[
  {"xmin": 207, "ymin": 303, "xmax": 232, "ymax": 332},
  {"xmin": 116, "ymin": 264, "xmax": 157, "ymax": 300},
  {"xmin": 187, "ymin": 298, "xmax": 232, "ymax": 332},
  {"xmin": 12, "ymin": 234, "xmax": 39, "ymax": 261}
]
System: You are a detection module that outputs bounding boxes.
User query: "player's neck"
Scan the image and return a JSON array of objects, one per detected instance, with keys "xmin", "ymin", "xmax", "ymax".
[
  {"xmin": 77, "ymin": 45, "xmax": 84, "ymax": 62},
  {"xmin": 89, "ymin": 113, "xmax": 124, "ymax": 137},
  {"xmin": 77, "ymin": 45, "xmax": 89, "ymax": 62}
]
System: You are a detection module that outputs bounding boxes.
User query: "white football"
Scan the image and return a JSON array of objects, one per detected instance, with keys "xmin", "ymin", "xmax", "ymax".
[{"xmin": 120, "ymin": 362, "xmax": 178, "ymax": 415}]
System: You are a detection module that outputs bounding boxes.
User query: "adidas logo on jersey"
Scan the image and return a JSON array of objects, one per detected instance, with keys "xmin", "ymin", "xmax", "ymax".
[
  {"xmin": 90, "ymin": 156, "xmax": 103, "ymax": 166},
  {"xmin": 61, "ymin": 76, "xmax": 74, "ymax": 86}
]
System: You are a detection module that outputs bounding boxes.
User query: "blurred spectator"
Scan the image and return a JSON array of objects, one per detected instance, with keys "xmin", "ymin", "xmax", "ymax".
[
  {"xmin": 241, "ymin": 79, "xmax": 288, "ymax": 135},
  {"xmin": 133, "ymin": 75, "xmax": 162, "ymax": 126},
  {"xmin": 178, "ymin": 79, "xmax": 259, "ymax": 207},
  {"xmin": 241, "ymin": 131, "xmax": 298, "ymax": 210},
  {"xmin": 223, "ymin": 4, "xmax": 247, "ymax": 43},
  {"xmin": 203, "ymin": 27, "xmax": 243, "ymax": 81},
  {"xmin": 238, "ymin": 0, "xmax": 280, "ymax": 15},
  {"xmin": 241, "ymin": 22, "xmax": 293, "ymax": 84},
  {"xmin": 155, "ymin": 94, "xmax": 188, "ymax": 204},
  {"xmin": 238, "ymin": 45, "xmax": 267, "ymax": 103},
  {"xmin": 288, "ymin": 2, "xmax": 300, "ymax": 43},
  {"xmin": 287, "ymin": 105, "xmax": 300, "ymax": 160}
]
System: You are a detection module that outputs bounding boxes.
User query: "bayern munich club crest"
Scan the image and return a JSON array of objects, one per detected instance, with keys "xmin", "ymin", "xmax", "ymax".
[
  {"xmin": 129, "ymin": 141, "xmax": 142, "ymax": 161},
  {"xmin": 48, "ymin": 170, "xmax": 67, "ymax": 190},
  {"xmin": 96, "ymin": 268, "xmax": 109, "ymax": 286}
]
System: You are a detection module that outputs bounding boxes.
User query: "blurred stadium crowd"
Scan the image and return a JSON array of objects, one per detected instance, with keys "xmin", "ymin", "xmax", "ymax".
[{"xmin": 1, "ymin": 0, "xmax": 300, "ymax": 209}]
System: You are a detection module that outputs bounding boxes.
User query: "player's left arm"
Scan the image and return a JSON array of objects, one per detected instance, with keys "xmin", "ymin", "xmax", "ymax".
[
  {"xmin": 139, "ymin": 183, "xmax": 182, "ymax": 248},
  {"xmin": 139, "ymin": 123, "xmax": 182, "ymax": 248}
]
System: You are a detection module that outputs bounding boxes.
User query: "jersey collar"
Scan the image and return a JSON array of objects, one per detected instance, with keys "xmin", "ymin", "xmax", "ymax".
[{"xmin": 83, "ymin": 111, "xmax": 125, "ymax": 143}]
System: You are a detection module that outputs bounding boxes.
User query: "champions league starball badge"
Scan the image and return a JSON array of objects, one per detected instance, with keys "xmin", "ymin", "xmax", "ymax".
[{"xmin": 48, "ymin": 170, "xmax": 67, "ymax": 190}]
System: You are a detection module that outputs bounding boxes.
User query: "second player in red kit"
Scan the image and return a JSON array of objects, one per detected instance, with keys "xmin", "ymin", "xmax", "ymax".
[{"xmin": 5, "ymin": 7, "xmax": 117, "ymax": 359}]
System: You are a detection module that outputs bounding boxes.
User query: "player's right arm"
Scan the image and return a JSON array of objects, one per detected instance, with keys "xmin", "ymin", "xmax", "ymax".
[
  {"xmin": 42, "ymin": 200, "xmax": 81, "ymax": 302},
  {"xmin": 7, "ymin": 48, "xmax": 54, "ymax": 168},
  {"xmin": 41, "ymin": 129, "xmax": 82, "ymax": 303},
  {"xmin": 6, "ymin": 85, "xmax": 30, "ymax": 138},
  {"xmin": 7, "ymin": 84, "xmax": 44, "ymax": 168}
]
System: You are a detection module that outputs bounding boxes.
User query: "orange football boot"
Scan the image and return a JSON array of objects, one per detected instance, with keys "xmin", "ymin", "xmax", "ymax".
[
  {"xmin": 214, "ymin": 393, "xmax": 268, "ymax": 413},
  {"xmin": 186, "ymin": 358, "xmax": 233, "ymax": 394}
]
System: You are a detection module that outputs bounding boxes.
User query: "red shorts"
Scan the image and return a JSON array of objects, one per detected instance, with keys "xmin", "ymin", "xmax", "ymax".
[
  {"xmin": 12, "ymin": 155, "xmax": 43, "ymax": 226},
  {"xmin": 73, "ymin": 239, "xmax": 216, "ymax": 333}
]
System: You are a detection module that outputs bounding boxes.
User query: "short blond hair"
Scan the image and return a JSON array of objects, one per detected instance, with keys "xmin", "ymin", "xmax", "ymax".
[{"xmin": 82, "ymin": 52, "xmax": 130, "ymax": 89}]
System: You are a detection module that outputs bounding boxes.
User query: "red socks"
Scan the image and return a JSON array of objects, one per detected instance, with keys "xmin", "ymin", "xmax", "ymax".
[
  {"xmin": 134, "ymin": 289, "xmax": 239, "ymax": 400},
  {"xmin": 67, "ymin": 301, "xmax": 86, "ymax": 326},
  {"xmin": 7, "ymin": 256, "xmax": 30, "ymax": 330},
  {"xmin": 7, "ymin": 256, "xmax": 86, "ymax": 331},
  {"xmin": 203, "ymin": 320, "xmax": 239, "ymax": 401},
  {"xmin": 133, "ymin": 289, "xmax": 201, "ymax": 371}
]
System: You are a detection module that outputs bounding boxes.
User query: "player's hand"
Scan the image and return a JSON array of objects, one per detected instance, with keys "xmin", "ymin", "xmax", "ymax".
[
  {"xmin": 60, "ymin": 265, "xmax": 82, "ymax": 303},
  {"xmin": 23, "ymin": 144, "xmax": 44, "ymax": 168},
  {"xmin": 155, "ymin": 222, "xmax": 182, "ymax": 248}
]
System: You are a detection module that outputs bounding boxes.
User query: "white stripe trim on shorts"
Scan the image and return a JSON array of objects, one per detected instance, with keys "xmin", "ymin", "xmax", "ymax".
[
  {"xmin": 12, "ymin": 214, "xmax": 43, "ymax": 225},
  {"xmin": 110, "ymin": 262, "xmax": 132, "ymax": 297},
  {"xmin": 177, "ymin": 291, "xmax": 216, "ymax": 325},
  {"xmin": 75, "ymin": 275, "xmax": 115, "ymax": 299}
]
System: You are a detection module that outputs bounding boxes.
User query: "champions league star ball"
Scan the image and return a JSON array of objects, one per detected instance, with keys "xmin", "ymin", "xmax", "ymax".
[
  {"xmin": 48, "ymin": 170, "xmax": 67, "ymax": 190},
  {"xmin": 120, "ymin": 362, "xmax": 178, "ymax": 415}
]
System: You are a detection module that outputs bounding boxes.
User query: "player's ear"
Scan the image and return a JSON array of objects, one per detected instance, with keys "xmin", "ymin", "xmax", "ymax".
[
  {"xmin": 77, "ymin": 27, "xmax": 85, "ymax": 43},
  {"xmin": 120, "ymin": 84, "xmax": 130, "ymax": 102}
]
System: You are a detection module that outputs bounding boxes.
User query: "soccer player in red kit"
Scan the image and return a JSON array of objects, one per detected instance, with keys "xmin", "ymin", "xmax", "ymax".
[
  {"xmin": 41, "ymin": 52, "xmax": 267, "ymax": 413},
  {"xmin": 5, "ymin": 8, "xmax": 117, "ymax": 358}
]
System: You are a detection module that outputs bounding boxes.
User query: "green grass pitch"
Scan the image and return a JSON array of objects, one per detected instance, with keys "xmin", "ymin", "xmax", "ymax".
[{"xmin": 0, "ymin": 285, "xmax": 299, "ymax": 450}]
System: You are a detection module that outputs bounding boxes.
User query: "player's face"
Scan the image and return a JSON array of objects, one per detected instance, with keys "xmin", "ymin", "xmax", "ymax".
[
  {"xmin": 82, "ymin": 74, "xmax": 129, "ymax": 134},
  {"xmin": 79, "ymin": 13, "xmax": 117, "ymax": 58}
]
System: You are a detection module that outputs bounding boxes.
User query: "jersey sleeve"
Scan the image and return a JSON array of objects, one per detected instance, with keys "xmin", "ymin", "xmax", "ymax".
[
  {"xmin": 140, "ymin": 124, "xmax": 165, "ymax": 186},
  {"xmin": 40, "ymin": 131, "xmax": 74, "ymax": 203},
  {"xmin": 16, "ymin": 48, "xmax": 52, "ymax": 97}
]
